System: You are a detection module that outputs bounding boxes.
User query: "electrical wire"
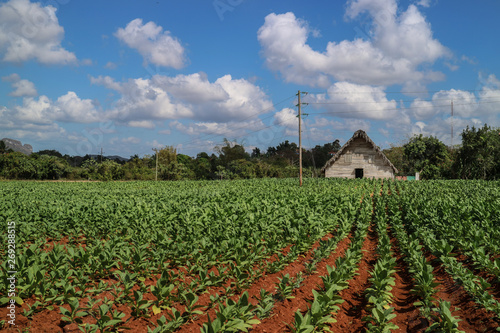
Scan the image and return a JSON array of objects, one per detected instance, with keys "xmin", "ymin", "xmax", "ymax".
[
  {"xmin": 304, "ymin": 95, "xmax": 500, "ymax": 105},
  {"xmin": 305, "ymin": 88, "xmax": 500, "ymax": 95},
  {"xmin": 307, "ymin": 99, "xmax": 500, "ymax": 115}
]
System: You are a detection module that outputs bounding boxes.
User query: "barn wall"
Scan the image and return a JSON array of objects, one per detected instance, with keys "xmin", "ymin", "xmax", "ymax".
[{"xmin": 324, "ymin": 138, "xmax": 395, "ymax": 179}]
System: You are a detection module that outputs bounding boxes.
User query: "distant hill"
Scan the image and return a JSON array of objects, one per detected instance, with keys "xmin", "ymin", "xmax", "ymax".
[
  {"xmin": 1, "ymin": 138, "xmax": 33, "ymax": 155},
  {"xmin": 0, "ymin": 139, "xmax": 129, "ymax": 162},
  {"xmin": 88, "ymin": 154, "xmax": 129, "ymax": 162}
]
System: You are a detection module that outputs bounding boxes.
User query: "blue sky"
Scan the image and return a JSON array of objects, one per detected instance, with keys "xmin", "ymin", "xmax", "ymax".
[{"xmin": 1, "ymin": 0, "xmax": 499, "ymax": 158}]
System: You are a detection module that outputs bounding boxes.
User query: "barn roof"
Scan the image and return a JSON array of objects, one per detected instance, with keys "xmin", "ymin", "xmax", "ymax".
[{"xmin": 321, "ymin": 130, "xmax": 398, "ymax": 173}]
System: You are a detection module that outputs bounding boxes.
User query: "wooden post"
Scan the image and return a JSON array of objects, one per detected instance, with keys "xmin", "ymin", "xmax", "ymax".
[{"xmin": 152, "ymin": 148, "xmax": 158, "ymax": 181}]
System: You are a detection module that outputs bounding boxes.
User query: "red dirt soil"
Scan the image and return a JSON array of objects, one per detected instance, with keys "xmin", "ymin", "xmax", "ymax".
[
  {"xmin": 181, "ymin": 227, "xmax": 348, "ymax": 332},
  {"xmin": 453, "ymin": 252, "xmax": 500, "ymax": 302},
  {"xmin": 387, "ymin": 229, "xmax": 428, "ymax": 332},
  {"xmin": 0, "ymin": 237, "xmax": 301, "ymax": 333},
  {"xmin": 3, "ymin": 215, "xmax": 499, "ymax": 332},
  {"xmin": 328, "ymin": 223, "xmax": 378, "ymax": 333},
  {"xmin": 424, "ymin": 250, "xmax": 500, "ymax": 332},
  {"xmin": 250, "ymin": 231, "xmax": 353, "ymax": 333}
]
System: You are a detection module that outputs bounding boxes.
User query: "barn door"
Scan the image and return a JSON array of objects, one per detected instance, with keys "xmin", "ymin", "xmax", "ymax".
[{"xmin": 355, "ymin": 168, "xmax": 364, "ymax": 179}]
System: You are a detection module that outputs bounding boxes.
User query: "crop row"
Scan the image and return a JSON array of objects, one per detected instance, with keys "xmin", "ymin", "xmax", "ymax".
[
  {"xmin": 1, "ymin": 179, "xmax": 500, "ymax": 332},
  {"xmin": 0, "ymin": 179, "xmax": 371, "ymax": 331}
]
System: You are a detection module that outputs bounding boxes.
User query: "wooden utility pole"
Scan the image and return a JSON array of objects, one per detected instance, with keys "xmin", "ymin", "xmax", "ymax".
[
  {"xmin": 152, "ymin": 148, "xmax": 159, "ymax": 181},
  {"xmin": 298, "ymin": 91, "xmax": 302, "ymax": 186},
  {"xmin": 297, "ymin": 90, "xmax": 307, "ymax": 186}
]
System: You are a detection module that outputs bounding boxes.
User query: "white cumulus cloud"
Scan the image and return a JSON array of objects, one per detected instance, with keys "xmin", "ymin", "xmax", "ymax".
[
  {"xmin": 90, "ymin": 75, "xmax": 194, "ymax": 123},
  {"xmin": 311, "ymin": 82, "xmax": 398, "ymax": 120},
  {"xmin": 128, "ymin": 120, "xmax": 155, "ymax": 129},
  {"xmin": 153, "ymin": 73, "xmax": 274, "ymax": 122},
  {"xmin": 54, "ymin": 91, "xmax": 101, "ymax": 123},
  {"xmin": 122, "ymin": 136, "xmax": 141, "ymax": 144},
  {"xmin": 170, "ymin": 119, "xmax": 264, "ymax": 138},
  {"xmin": 2, "ymin": 92, "xmax": 101, "ymax": 127},
  {"xmin": 91, "ymin": 73, "xmax": 273, "ymax": 125},
  {"xmin": 273, "ymin": 108, "xmax": 298, "ymax": 129},
  {"xmin": 258, "ymin": 1, "xmax": 449, "ymax": 88},
  {"xmin": 477, "ymin": 74, "xmax": 500, "ymax": 117},
  {"xmin": 346, "ymin": 0, "xmax": 449, "ymax": 65},
  {"xmin": 115, "ymin": 18, "xmax": 186, "ymax": 69},
  {"xmin": 2, "ymin": 73, "xmax": 38, "ymax": 97},
  {"xmin": 0, "ymin": 0, "xmax": 76, "ymax": 65}
]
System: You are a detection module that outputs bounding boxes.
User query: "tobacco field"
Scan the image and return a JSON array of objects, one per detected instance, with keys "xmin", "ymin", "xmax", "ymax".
[{"xmin": 1, "ymin": 178, "xmax": 500, "ymax": 332}]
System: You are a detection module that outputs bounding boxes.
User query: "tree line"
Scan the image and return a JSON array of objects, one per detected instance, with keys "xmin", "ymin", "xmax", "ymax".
[
  {"xmin": 384, "ymin": 124, "xmax": 500, "ymax": 180},
  {"xmin": 1, "ymin": 124, "xmax": 499, "ymax": 181}
]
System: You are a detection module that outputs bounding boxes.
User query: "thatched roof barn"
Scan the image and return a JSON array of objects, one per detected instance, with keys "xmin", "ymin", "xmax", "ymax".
[{"xmin": 321, "ymin": 130, "xmax": 398, "ymax": 179}]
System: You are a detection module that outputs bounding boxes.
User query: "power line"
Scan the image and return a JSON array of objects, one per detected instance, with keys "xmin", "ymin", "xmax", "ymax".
[
  {"xmin": 304, "ymin": 95, "xmax": 500, "ymax": 105},
  {"xmin": 305, "ymin": 88, "xmax": 500, "ymax": 95},
  {"xmin": 308, "ymin": 99, "xmax": 500, "ymax": 115}
]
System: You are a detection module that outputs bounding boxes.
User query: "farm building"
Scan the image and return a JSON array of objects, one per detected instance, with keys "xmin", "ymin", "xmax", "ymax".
[{"xmin": 321, "ymin": 130, "xmax": 398, "ymax": 179}]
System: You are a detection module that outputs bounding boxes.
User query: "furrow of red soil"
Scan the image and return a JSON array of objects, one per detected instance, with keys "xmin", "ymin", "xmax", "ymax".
[
  {"xmin": 453, "ymin": 252, "xmax": 500, "ymax": 301},
  {"xmin": 181, "ymin": 228, "xmax": 348, "ymax": 332},
  {"xmin": 249, "ymin": 232, "xmax": 353, "ymax": 333},
  {"xmin": 423, "ymin": 249, "xmax": 500, "ymax": 332},
  {"xmin": 328, "ymin": 223, "xmax": 378, "ymax": 333},
  {"xmin": 387, "ymin": 228, "xmax": 428, "ymax": 332}
]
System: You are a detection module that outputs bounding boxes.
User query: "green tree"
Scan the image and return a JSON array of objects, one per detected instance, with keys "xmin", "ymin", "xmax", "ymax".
[
  {"xmin": 403, "ymin": 135, "xmax": 449, "ymax": 179},
  {"xmin": 36, "ymin": 155, "xmax": 70, "ymax": 179},
  {"xmin": 251, "ymin": 147, "xmax": 261, "ymax": 158},
  {"xmin": 304, "ymin": 140, "xmax": 341, "ymax": 169},
  {"xmin": 0, "ymin": 151, "xmax": 36, "ymax": 179},
  {"xmin": 158, "ymin": 162, "xmax": 194, "ymax": 180},
  {"xmin": 215, "ymin": 139, "xmax": 249, "ymax": 167},
  {"xmin": 177, "ymin": 154, "xmax": 193, "ymax": 169},
  {"xmin": 229, "ymin": 159, "xmax": 256, "ymax": 179},
  {"xmin": 265, "ymin": 140, "xmax": 298, "ymax": 166},
  {"xmin": 383, "ymin": 146, "xmax": 408, "ymax": 176},
  {"xmin": 97, "ymin": 160, "xmax": 124, "ymax": 181},
  {"xmin": 215, "ymin": 165, "xmax": 233, "ymax": 180},
  {"xmin": 158, "ymin": 146, "xmax": 177, "ymax": 166},
  {"xmin": 81, "ymin": 158, "xmax": 98, "ymax": 179},
  {"xmin": 0, "ymin": 140, "xmax": 7, "ymax": 154},
  {"xmin": 455, "ymin": 124, "xmax": 500, "ymax": 179},
  {"xmin": 37, "ymin": 149, "xmax": 63, "ymax": 158},
  {"xmin": 123, "ymin": 155, "xmax": 154, "ymax": 180},
  {"xmin": 194, "ymin": 155, "xmax": 212, "ymax": 180}
]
